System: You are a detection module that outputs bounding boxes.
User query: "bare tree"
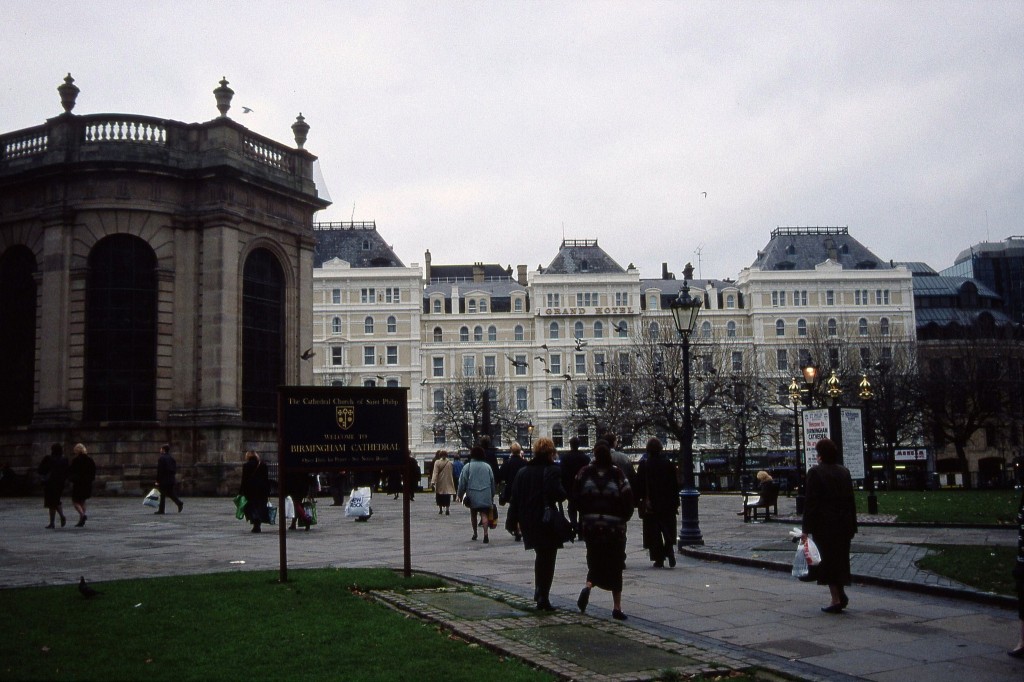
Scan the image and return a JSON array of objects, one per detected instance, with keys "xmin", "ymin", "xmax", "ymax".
[{"xmin": 432, "ymin": 371, "xmax": 533, "ymax": 450}]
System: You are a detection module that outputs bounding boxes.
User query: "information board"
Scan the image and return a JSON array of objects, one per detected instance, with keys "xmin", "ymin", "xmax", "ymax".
[{"xmin": 839, "ymin": 408, "xmax": 865, "ymax": 479}]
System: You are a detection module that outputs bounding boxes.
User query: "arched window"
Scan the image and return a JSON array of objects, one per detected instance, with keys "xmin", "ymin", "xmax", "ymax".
[
  {"xmin": 387, "ymin": 315, "xmax": 397, "ymax": 334},
  {"xmin": 242, "ymin": 248, "xmax": 285, "ymax": 423},
  {"xmin": 85, "ymin": 235, "xmax": 158, "ymax": 421},
  {"xmin": 828, "ymin": 318, "xmax": 837, "ymax": 336},
  {"xmin": 433, "ymin": 326, "xmax": 443, "ymax": 342},
  {"xmin": 488, "ymin": 325, "xmax": 497, "ymax": 341},
  {"xmin": 331, "ymin": 316, "xmax": 341, "ymax": 334},
  {"xmin": 514, "ymin": 324, "xmax": 524, "ymax": 341},
  {"xmin": 700, "ymin": 321, "xmax": 712, "ymax": 338},
  {"xmin": 574, "ymin": 321, "xmax": 584, "ymax": 339},
  {"xmin": 549, "ymin": 321, "xmax": 560, "ymax": 339},
  {"xmin": 467, "ymin": 299, "xmax": 477, "ymax": 314},
  {"xmin": 859, "ymin": 318, "xmax": 868, "ymax": 336},
  {"xmin": 648, "ymin": 322, "xmax": 660, "ymax": 339},
  {"xmin": 615, "ymin": 320, "xmax": 628, "ymax": 338},
  {"xmin": 479, "ymin": 298, "xmax": 488, "ymax": 313},
  {"xmin": 432, "ymin": 298, "xmax": 442, "ymax": 314},
  {"xmin": 0, "ymin": 246, "xmax": 38, "ymax": 426},
  {"xmin": 473, "ymin": 325, "xmax": 484, "ymax": 342},
  {"xmin": 797, "ymin": 319, "xmax": 807, "ymax": 336},
  {"xmin": 514, "ymin": 298, "xmax": 523, "ymax": 312},
  {"xmin": 726, "ymin": 320, "xmax": 736, "ymax": 338},
  {"xmin": 364, "ymin": 316, "xmax": 374, "ymax": 334},
  {"xmin": 880, "ymin": 317, "xmax": 890, "ymax": 336},
  {"xmin": 775, "ymin": 319, "xmax": 785, "ymax": 336},
  {"xmin": 726, "ymin": 294, "xmax": 736, "ymax": 309},
  {"xmin": 593, "ymin": 321, "xmax": 604, "ymax": 338},
  {"xmin": 459, "ymin": 326, "xmax": 469, "ymax": 342}
]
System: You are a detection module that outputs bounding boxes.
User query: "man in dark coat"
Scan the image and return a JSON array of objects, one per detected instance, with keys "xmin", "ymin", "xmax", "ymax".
[
  {"xmin": 498, "ymin": 442, "xmax": 528, "ymax": 540},
  {"xmin": 155, "ymin": 444, "xmax": 184, "ymax": 514},
  {"xmin": 635, "ymin": 438, "xmax": 680, "ymax": 568},
  {"xmin": 559, "ymin": 436, "xmax": 590, "ymax": 529}
]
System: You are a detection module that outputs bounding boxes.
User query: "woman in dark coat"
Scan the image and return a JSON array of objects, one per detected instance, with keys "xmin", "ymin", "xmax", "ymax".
[
  {"xmin": 801, "ymin": 438, "xmax": 858, "ymax": 613},
  {"xmin": 39, "ymin": 443, "xmax": 69, "ymax": 529},
  {"xmin": 635, "ymin": 437, "xmax": 680, "ymax": 568},
  {"xmin": 240, "ymin": 450, "xmax": 271, "ymax": 533},
  {"xmin": 69, "ymin": 443, "xmax": 96, "ymax": 527},
  {"xmin": 506, "ymin": 437, "xmax": 567, "ymax": 611},
  {"xmin": 574, "ymin": 441, "xmax": 634, "ymax": 620}
]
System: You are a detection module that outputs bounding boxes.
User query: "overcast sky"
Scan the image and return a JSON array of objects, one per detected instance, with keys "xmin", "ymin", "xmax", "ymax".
[{"xmin": 4, "ymin": 1, "xmax": 1021, "ymax": 281}]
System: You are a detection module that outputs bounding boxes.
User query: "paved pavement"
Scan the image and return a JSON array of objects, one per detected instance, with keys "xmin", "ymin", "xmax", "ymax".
[{"xmin": 1, "ymin": 492, "xmax": 1020, "ymax": 681}]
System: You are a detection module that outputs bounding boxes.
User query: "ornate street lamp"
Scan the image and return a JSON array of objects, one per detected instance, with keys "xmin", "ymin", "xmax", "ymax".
[
  {"xmin": 859, "ymin": 374, "xmax": 878, "ymax": 514},
  {"xmin": 788, "ymin": 377, "xmax": 802, "ymax": 508},
  {"xmin": 670, "ymin": 282, "xmax": 704, "ymax": 547},
  {"xmin": 794, "ymin": 362, "xmax": 821, "ymax": 513}
]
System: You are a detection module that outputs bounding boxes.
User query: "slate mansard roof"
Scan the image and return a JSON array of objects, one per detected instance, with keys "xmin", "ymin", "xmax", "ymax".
[
  {"xmin": 543, "ymin": 239, "xmax": 628, "ymax": 275},
  {"xmin": 313, "ymin": 222, "xmax": 405, "ymax": 268},
  {"xmin": 751, "ymin": 226, "xmax": 887, "ymax": 271}
]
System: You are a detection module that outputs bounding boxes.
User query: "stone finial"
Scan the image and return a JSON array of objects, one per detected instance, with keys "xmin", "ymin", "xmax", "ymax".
[
  {"xmin": 213, "ymin": 77, "xmax": 234, "ymax": 117},
  {"xmin": 292, "ymin": 113, "xmax": 310, "ymax": 149},
  {"xmin": 58, "ymin": 73, "xmax": 80, "ymax": 114},
  {"xmin": 683, "ymin": 262, "xmax": 694, "ymax": 281}
]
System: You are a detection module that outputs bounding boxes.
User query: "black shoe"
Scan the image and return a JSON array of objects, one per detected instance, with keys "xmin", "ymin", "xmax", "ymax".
[
  {"xmin": 612, "ymin": 609, "xmax": 628, "ymax": 621},
  {"xmin": 839, "ymin": 594, "xmax": 849, "ymax": 609},
  {"xmin": 445, "ymin": 509, "xmax": 450, "ymax": 515},
  {"xmin": 577, "ymin": 586, "xmax": 590, "ymax": 613},
  {"xmin": 537, "ymin": 601, "xmax": 556, "ymax": 612},
  {"xmin": 177, "ymin": 501, "xmax": 184, "ymax": 513},
  {"xmin": 821, "ymin": 604, "xmax": 843, "ymax": 614},
  {"xmin": 1008, "ymin": 647, "xmax": 1024, "ymax": 659},
  {"xmin": 668, "ymin": 551, "xmax": 676, "ymax": 568},
  {"xmin": 251, "ymin": 526, "xmax": 261, "ymax": 533},
  {"xmin": 514, "ymin": 534, "xmax": 522, "ymax": 542},
  {"xmin": 59, "ymin": 516, "xmax": 66, "ymax": 527},
  {"xmin": 45, "ymin": 524, "xmax": 55, "ymax": 529},
  {"xmin": 653, "ymin": 561, "xmax": 665, "ymax": 568},
  {"xmin": 482, "ymin": 535, "xmax": 489, "ymax": 544},
  {"xmin": 75, "ymin": 518, "xmax": 85, "ymax": 528},
  {"xmin": 438, "ymin": 509, "xmax": 443, "ymax": 514},
  {"xmin": 154, "ymin": 511, "xmax": 165, "ymax": 515}
]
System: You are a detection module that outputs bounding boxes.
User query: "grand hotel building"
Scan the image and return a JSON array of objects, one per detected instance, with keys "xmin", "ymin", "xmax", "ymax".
[{"xmin": 311, "ymin": 222, "xmax": 916, "ymax": 474}]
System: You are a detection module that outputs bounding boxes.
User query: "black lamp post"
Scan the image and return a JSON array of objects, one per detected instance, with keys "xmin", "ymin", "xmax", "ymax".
[
  {"xmin": 793, "ymin": 363, "xmax": 820, "ymax": 513},
  {"xmin": 670, "ymin": 281, "xmax": 704, "ymax": 547},
  {"xmin": 788, "ymin": 377, "xmax": 802, "ymax": 510},
  {"xmin": 859, "ymin": 374, "xmax": 878, "ymax": 514}
]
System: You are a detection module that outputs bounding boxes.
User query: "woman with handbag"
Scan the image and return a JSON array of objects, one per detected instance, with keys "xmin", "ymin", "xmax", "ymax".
[
  {"xmin": 574, "ymin": 441, "xmax": 634, "ymax": 620},
  {"xmin": 801, "ymin": 438, "xmax": 858, "ymax": 613},
  {"xmin": 240, "ymin": 450, "xmax": 271, "ymax": 533},
  {"xmin": 429, "ymin": 450, "xmax": 455, "ymax": 515},
  {"xmin": 507, "ymin": 437, "xmax": 567, "ymax": 611},
  {"xmin": 635, "ymin": 438, "xmax": 680, "ymax": 568},
  {"xmin": 457, "ymin": 446, "xmax": 496, "ymax": 543}
]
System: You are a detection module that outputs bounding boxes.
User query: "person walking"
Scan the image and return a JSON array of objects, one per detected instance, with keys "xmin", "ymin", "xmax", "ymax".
[
  {"xmin": 155, "ymin": 443, "xmax": 184, "ymax": 514},
  {"xmin": 507, "ymin": 437, "xmax": 568, "ymax": 611},
  {"xmin": 457, "ymin": 446, "xmax": 496, "ymax": 543},
  {"xmin": 801, "ymin": 438, "xmax": 858, "ymax": 613},
  {"xmin": 559, "ymin": 436, "xmax": 589, "ymax": 530},
  {"xmin": 38, "ymin": 443, "xmax": 69, "ymax": 529},
  {"xmin": 1009, "ymin": 484, "xmax": 1024, "ymax": 658},
  {"xmin": 69, "ymin": 443, "xmax": 96, "ymax": 527},
  {"xmin": 429, "ymin": 450, "xmax": 455, "ymax": 515},
  {"xmin": 603, "ymin": 432, "xmax": 636, "ymax": 491},
  {"xmin": 635, "ymin": 437, "xmax": 679, "ymax": 568},
  {"xmin": 574, "ymin": 441, "xmax": 634, "ymax": 620},
  {"xmin": 498, "ymin": 442, "xmax": 528, "ymax": 540},
  {"xmin": 240, "ymin": 450, "xmax": 271, "ymax": 533},
  {"xmin": 285, "ymin": 470, "xmax": 312, "ymax": 531}
]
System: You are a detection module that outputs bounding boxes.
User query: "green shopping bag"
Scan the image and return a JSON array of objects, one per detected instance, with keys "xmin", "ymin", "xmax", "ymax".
[{"xmin": 233, "ymin": 495, "xmax": 247, "ymax": 520}]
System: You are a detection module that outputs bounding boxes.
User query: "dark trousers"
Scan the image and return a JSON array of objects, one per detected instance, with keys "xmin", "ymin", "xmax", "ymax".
[
  {"xmin": 534, "ymin": 547, "xmax": 559, "ymax": 604},
  {"xmin": 157, "ymin": 482, "xmax": 182, "ymax": 513}
]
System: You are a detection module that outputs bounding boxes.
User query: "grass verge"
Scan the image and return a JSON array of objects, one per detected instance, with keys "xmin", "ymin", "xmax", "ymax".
[
  {"xmin": 854, "ymin": 489, "xmax": 1019, "ymax": 524},
  {"xmin": 0, "ymin": 568, "xmax": 551, "ymax": 682},
  {"xmin": 915, "ymin": 544, "xmax": 1017, "ymax": 595}
]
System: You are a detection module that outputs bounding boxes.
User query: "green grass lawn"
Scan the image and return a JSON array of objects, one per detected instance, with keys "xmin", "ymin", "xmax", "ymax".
[
  {"xmin": 0, "ymin": 568, "xmax": 552, "ymax": 682},
  {"xmin": 855, "ymin": 489, "xmax": 1020, "ymax": 524},
  {"xmin": 915, "ymin": 545, "xmax": 1018, "ymax": 596}
]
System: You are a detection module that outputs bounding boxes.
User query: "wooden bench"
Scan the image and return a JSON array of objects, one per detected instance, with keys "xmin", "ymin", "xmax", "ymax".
[{"xmin": 742, "ymin": 483, "xmax": 779, "ymax": 522}]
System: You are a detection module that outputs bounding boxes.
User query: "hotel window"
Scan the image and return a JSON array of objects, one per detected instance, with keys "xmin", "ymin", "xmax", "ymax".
[
  {"xmin": 594, "ymin": 352, "xmax": 606, "ymax": 374},
  {"xmin": 616, "ymin": 320, "xmax": 628, "ymax": 338},
  {"xmin": 550, "ymin": 354, "xmax": 561, "ymax": 374},
  {"xmin": 726, "ymin": 294, "xmax": 735, "ymax": 309},
  {"xmin": 473, "ymin": 325, "xmax": 483, "ymax": 342},
  {"xmin": 432, "ymin": 298, "xmax": 442, "ymax": 314},
  {"xmin": 859, "ymin": 318, "xmax": 869, "ymax": 336},
  {"xmin": 484, "ymin": 355, "xmax": 496, "ymax": 376},
  {"xmin": 331, "ymin": 346, "xmax": 343, "ymax": 366},
  {"xmin": 775, "ymin": 319, "xmax": 785, "ymax": 336},
  {"xmin": 488, "ymin": 325, "xmax": 497, "ymax": 342},
  {"xmin": 386, "ymin": 346, "xmax": 398, "ymax": 365},
  {"xmin": 360, "ymin": 288, "xmax": 375, "ymax": 303},
  {"xmin": 331, "ymin": 316, "xmax": 341, "ymax": 334},
  {"xmin": 776, "ymin": 349, "xmax": 788, "ymax": 372},
  {"xmin": 574, "ymin": 321, "xmax": 584, "ymax": 339},
  {"xmin": 593, "ymin": 321, "xmax": 604, "ymax": 338},
  {"xmin": 577, "ymin": 292, "xmax": 598, "ymax": 306},
  {"xmin": 793, "ymin": 290, "xmax": 808, "ymax": 306},
  {"xmin": 387, "ymin": 316, "xmax": 397, "ymax": 334},
  {"xmin": 514, "ymin": 298, "xmax": 523, "ymax": 312},
  {"xmin": 880, "ymin": 317, "xmax": 890, "ymax": 336},
  {"xmin": 432, "ymin": 357, "xmax": 444, "ymax": 377},
  {"xmin": 433, "ymin": 428, "xmax": 446, "ymax": 444},
  {"xmin": 828, "ymin": 318, "xmax": 838, "ymax": 336},
  {"xmin": 575, "ymin": 353, "xmax": 586, "ymax": 374},
  {"xmin": 700, "ymin": 321, "xmax": 712, "ymax": 338},
  {"xmin": 648, "ymin": 322, "xmax": 660, "ymax": 340},
  {"xmin": 463, "ymin": 355, "xmax": 476, "ymax": 375},
  {"xmin": 363, "ymin": 346, "xmax": 375, "ymax": 365},
  {"xmin": 860, "ymin": 347, "xmax": 871, "ymax": 368},
  {"xmin": 332, "ymin": 288, "xmax": 341, "ymax": 304},
  {"xmin": 618, "ymin": 351, "xmax": 631, "ymax": 374},
  {"xmin": 433, "ymin": 389, "xmax": 444, "ymax": 411},
  {"xmin": 467, "ymin": 299, "xmax": 477, "ymax": 314},
  {"xmin": 614, "ymin": 292, "xmax": 629, "ymax": 306},
  {"xmin": 384, "ymin": 287, "xmax": 399, "ymax": 303},
  {"xmin": 648, "ymin": 294, "xmax": 659, "ymax": 310},
  {"xmin": 876, "ymin": 290, "xmax": 890, "ymax": 305},
  {"xmin": 479, "ymin": 298, "xmax": 488, "ymax": 312},
  {"xmin": 516, "ymin": 387, "xmax": 528, "ymax": 411},
  {"xmin": 546, "ymin": 293, "xmax": 560, "ymax": 307},
  {"xmin": 732, "ymin": 351, "xmax": 743, "ymax": 372},
  {"xmin": 549, "ymin": 321, "xmax": 560, "ymax": 339},
  {"xmin": 552, "ymin": 423, "xmax": 564, "ymax": 446},
  {"xmin": 576, "ymin": 385, "xmax": 588, "ymax": 408},
  {"xmin": 514, "ymin": 354, "xmax": 527, "ymax": 376},
  {"xmin": 799, "ymin": 348, "xmax": 811, "ymax": 368},
  {"xmin": 797, "ymin": 319, "xmax": 807, "ymax": 336},
  {"xmin": 386, "ymin": 378, "xmax": 399, "ymax": 388},
  {"xmin": 826, "ymin": 290, "xmax": 835, "ymax": 306},
  {"xmin": 459, "ymin": 326, "xmax": 469, "ymax": 342},
  {"xmin": 855, "ymin": 290, "xmax": 869, "ymax": 305},
  {"xmin": 364, "ymin": 316, "xmax": 374, "ymax": 334},
  {"xmin": 551, "ymin": 387, "xmax": 563, "ymax": 410},
  {"xmin": 726, "ymin": 321, "xmax": 736, "ymax": 337},
  {"xmin": 514, "ymin": 324, "xmax": 524, "ymax": 341},
  {"xmin": 433, "ymin": 327, "xmax": 443, "ymax": 342}
]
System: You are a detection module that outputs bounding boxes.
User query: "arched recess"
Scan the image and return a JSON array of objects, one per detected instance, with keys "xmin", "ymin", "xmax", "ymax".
[
  {"xmin": 242, "ymin": 247, "xmax": 285, "ymax": 423},
  {"xmin": 84, "ymin": 235, "xmax": 158, "ymax": 421},
  {"xmin": 0, "ymin": 246, "xmax": 38, "ymax": 426}
]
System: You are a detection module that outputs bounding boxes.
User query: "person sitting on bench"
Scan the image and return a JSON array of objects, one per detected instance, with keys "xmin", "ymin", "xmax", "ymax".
[{"xmin": 743, "ymin": 471, "xmax": 779, "ymax": 522}]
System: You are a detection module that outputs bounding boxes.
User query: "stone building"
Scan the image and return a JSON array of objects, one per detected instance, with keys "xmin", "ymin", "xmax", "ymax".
[{"xmin": 0, "ymin": 75, "xmax": 329, "ymax": 494}]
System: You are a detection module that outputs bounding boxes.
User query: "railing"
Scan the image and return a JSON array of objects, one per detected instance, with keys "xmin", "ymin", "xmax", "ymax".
[
  {"xmin": 772, "ymin": 226, "xmax": 849, "ymax": 237},
  {"xmin": 83, "ymin": 116, "xmax": 167, "ymax": 145},
  {"xmin": 243, "ymin": 134, "xmax": 292, "ymax": 172},
  {"xmin": 1, "ymin": 125, "xmax": 48, "ymax": 160},
  {"xmin": 314, "ymin": 221, "xmax": 377, "ymax": 231}
]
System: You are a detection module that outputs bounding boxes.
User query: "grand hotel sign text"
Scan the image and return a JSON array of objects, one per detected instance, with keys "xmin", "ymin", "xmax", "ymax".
[{"xmin": 539, "ymin": 306, "xmax": 636, "ymax": 316}]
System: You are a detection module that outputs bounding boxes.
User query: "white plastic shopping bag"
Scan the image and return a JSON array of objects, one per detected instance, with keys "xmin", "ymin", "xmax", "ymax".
[
  {"xmin": 284, "ymin": 496, "xmax": 296, "ymax": 520},
  {"xmin": 345, "ymin": 486, "xmax": 373, "ymax": 519},
  {"xmin": 143, "ymin": 488, "xmax": 160, "ymax": 508}
]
